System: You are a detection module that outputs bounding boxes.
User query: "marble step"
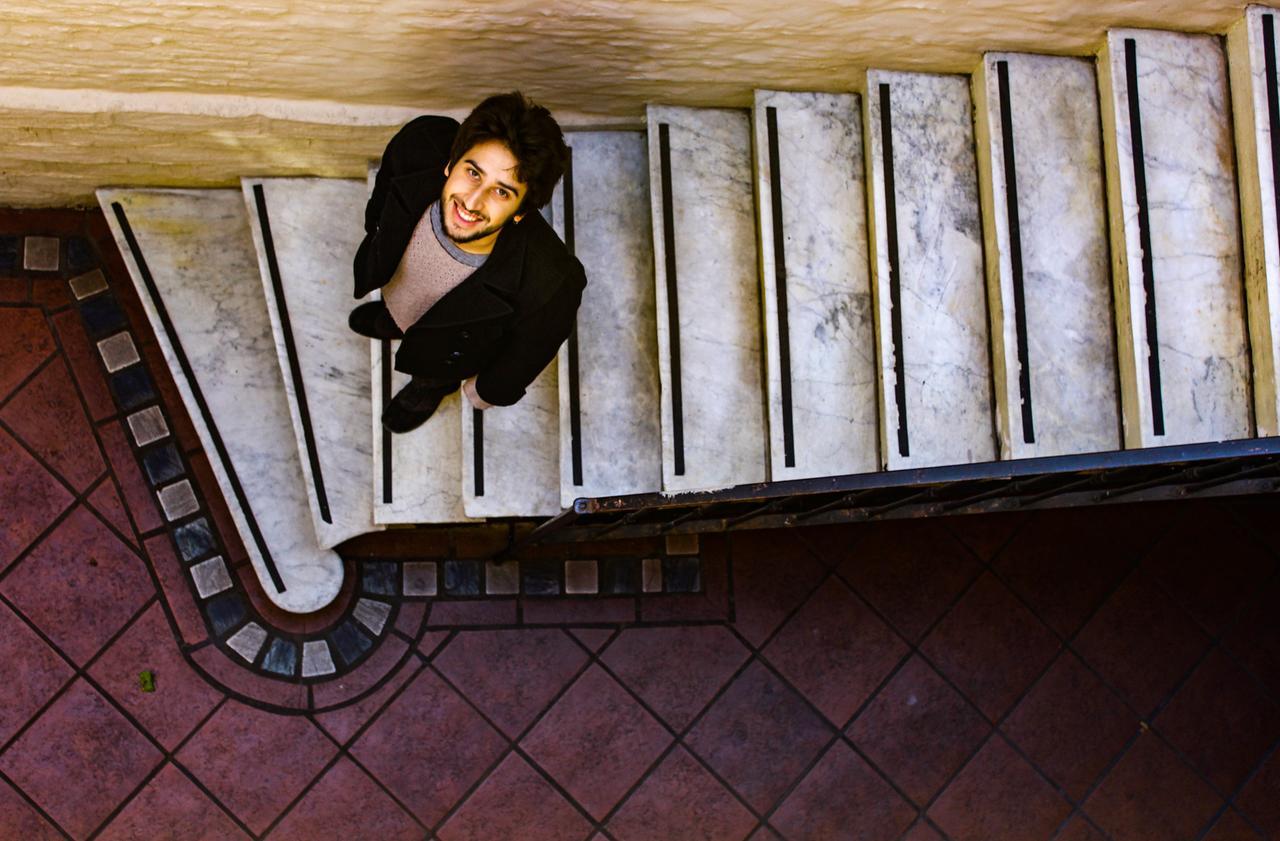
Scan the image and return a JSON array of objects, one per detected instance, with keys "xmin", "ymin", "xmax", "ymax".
[
  {"xmin": 550, "ymin": 131, "xmax": 663, "ymax": 507},
  {"xmin": 365, "ymin": 164, "xmax": 474, "ymax": 525},
  {"xmin": 647, "ymin": 105, "xmax": 768, "ymax": 492},
  {"xmin": 98, "ymin": 188, "xmax": 343, "ymax": 613},
  {"xmin": 753, "ymin": 90, "xmax": 878, "ymax": 479},
  {"xmin": 241, "ymin": 177, "xmax": 378, "ymax": 547},
  {"xmin": 1229, "ymin": 6, "xmax": 1280, "ymax": 437},
  {"xmin": 1099, "ymin": 29, "xmax": 1252, "ymax": 447},
  {"xmin": 864, "ymin": 70, "xmax": 995, "ymax": 470},
  {"xmin": 972, "ymin": 54, "xmax": 1121, "ymax": 459}
]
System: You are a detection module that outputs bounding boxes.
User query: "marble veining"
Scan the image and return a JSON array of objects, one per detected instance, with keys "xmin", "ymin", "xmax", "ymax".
[
  {"xmin": 647, "ymin": 105, "xmax": 767, "ymax": 492},
  {"xmin": 865, "ymin": 70, "xmax": 994, "ymax": 470},
  {"xmin": 462, "ymin": 359, "xmax": 561, "ymax": 518},
  {"xmin": 551, "ymin": 131, "xmax": 663, "ymax": 507},
  {"xmin": 1229, "ymin": 7, "xmax": 1280, "ymax": 436},
  {"xmin": 242, "ymin": 177, "xmax": 377, "ymax": 547},
  {"xmin": 754, "ymin": 90, "xmax": 878, "ymax": 478},
  {"xmin": 1101, "ymin": 30, "xmax": 1251, "ymax": 447},
  {"xmin": 975, "ymin": 54, "xmax": 1119, "ymax": 459},
  {"xmin": 98, "ymin": 188, "xmax": 343, "ymax": 613}
]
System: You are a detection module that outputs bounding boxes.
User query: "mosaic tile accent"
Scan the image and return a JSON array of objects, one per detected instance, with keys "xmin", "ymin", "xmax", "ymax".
[
  {"xmin": 97, "ymin": 332, "xmax": 140, "ymax": 373},
  {"xmin": 157, "ymin": 479, "xmax": 199, "ymax": 521},
  {"xmin": 353, "ymin": 598, "xmax": 391, "ymax": 636},
  {"xmin": 262, "ymin": 637, "xmax": 298, "ymax": 677},
  {"xmin": 126, "ymin": 406, "xmax": 169, "ymax": 446},
  {"xmin": 190, "ymin": 556, "xmax": 233, "ymax": 599},
  {"xmin": 566, "ymin": 560, "xmax": 599, "ymax": 594},
  {"xmin": 403, "ymin": 561, "xmax": 438, "ymax": 596},
  {"xmin": 302, "ymin": 640, "xmax": 337, "ymax": 678},
  {"xmin": 227, "ymin": 622, "xmax": 268, "ymax": 662},
  {"xmin": 172, "ymin": 517, "xmax": 215, "ymax": 562},
  {"xmin": 142, "ymin": 444, "xmax": 183, "ymax": 486},
  {"xmin": 69, "ymin": 269, "xmax": 108, "ymax": 300},
  {"xmin": 485, "ymin": 561, "xmax": 519, "ymax": 595},
  {"xmin": 643, "ymin": 558, "xmax": 663, "ymax": 593},
  {"xmin": 23, "ymin": 236, "xmax": 60, "ymax": 271}
]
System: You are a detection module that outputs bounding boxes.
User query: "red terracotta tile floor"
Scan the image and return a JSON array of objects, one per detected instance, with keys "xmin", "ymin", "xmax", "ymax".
[{"xmin": 2, "ymin": 210, "xmax": 1280, "ymax": 839}]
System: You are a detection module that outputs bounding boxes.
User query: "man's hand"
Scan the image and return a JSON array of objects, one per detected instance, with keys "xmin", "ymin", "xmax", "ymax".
[{"xmin": 462, "ymin": 376, "xmax": 493, "ymax": 410}]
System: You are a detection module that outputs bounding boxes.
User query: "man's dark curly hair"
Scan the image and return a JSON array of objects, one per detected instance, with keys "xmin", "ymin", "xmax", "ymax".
[{"xmin": 449, "ymin": 91, "xmax": 569, "ymax": 212}]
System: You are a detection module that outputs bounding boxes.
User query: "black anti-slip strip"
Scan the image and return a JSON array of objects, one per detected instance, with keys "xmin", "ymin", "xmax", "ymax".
[
  {"xmin": 766, "ymin": 106, "xmax": 797, "ymax": 468},
  {"xmin": 996, "ymin": 62, "xmax": 1036, "ymax": 445},
  {"xmin": 1125, "ymin": 38, "xmax": 1165, "ymax": 435},
  {"xmin": 252, "ymin": 185, "xmax": 332, "ymax": 523},
  {"xmin": 564, "ymin": 148, "xmax": 584, "ymax": 487},
  {"xmin": 473, "ymin": 408, "xmax": 485, "ymax": 496},
  {"xmin": 658, "ymin": 123, "xmax": 686, "ymax": 475},
  {"xmin": 1264, "ymin": 16, "xmax": 1280, "ymax": 281},
  {"xmin": 380, "ymin": 339, "xmax": 392, "ymax": 503},
  {"xmin": 111, "ymin": 202, "xmax": 287, "ymax": 593},
  {"xmin": 879, "ymin": 84, "xmax": 910, "ymax": 458}
]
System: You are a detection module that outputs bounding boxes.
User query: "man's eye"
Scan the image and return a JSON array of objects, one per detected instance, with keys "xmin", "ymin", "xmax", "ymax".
[
  {"xmin": 495, "ymin": 188, "xmax": 510, "ymax": 199},
  {"xmin": 467, "ymin": 168, "xmax": 479, "ymax": 179}
]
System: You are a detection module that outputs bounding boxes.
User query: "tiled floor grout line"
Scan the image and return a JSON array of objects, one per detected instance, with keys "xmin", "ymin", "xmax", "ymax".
[
  {"xmin": 0, "ymin": 766, "xmax": 73, "ymax": 841},
  {"xmin": 0, "ymin": 345, "xmax": 59, "ymax": 414},
  {"xmin": 1197, "ymin": 737, "xmax": 1280, "ymax": 840}
]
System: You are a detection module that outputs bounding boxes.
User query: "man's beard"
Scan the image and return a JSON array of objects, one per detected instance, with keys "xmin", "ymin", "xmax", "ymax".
[{"xmin": 444, "ymin": 197, "xmax": 503, "ymax": 243}]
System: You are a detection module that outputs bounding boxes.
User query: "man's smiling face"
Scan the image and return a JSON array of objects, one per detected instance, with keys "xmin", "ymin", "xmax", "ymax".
[{"xmin": 441, "ymin": 139, "xmax": 528, "ymax": 254}]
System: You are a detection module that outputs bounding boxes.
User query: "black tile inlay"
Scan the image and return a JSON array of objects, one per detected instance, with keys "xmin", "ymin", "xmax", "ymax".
[
  {"xmin": 110, "ymin": 367, "xmax": 156, "ymax": 411},
  {"xmin": 600, "ymin": 557, "xmax": 639, "ymax": 595},
  {"xmin": 79, "ymin": 294, "xmax": 128, "ymax": 336},
  {"xmin": 66, "ymin": 236, "xmax": 94, "ymax": 272},
  {"xmin": 261, "ymin": 637, "xmax": 297, "ymax": 677},
  {"xmin": 662, "ymin": 557, "xmax": 701, "ymax": 593},
  {"xmin": 142, "ymin": 443, "xmax": 183, "ymax": 487},
  {"xmin": 0, "ymin": 236, "xmax": 19, "ymax": 271},
  {"xmin": 362, "ymin": 561, "xmax": 398, "ymax": 596},
  {"xmin": 173, "ymin": 517, "xmax": 215, "ymax": 562},
  {"xmin": 443, "ymin": 560, "xmax": 481, "ymax": 597},
  {"xmin": 522, "ymin": 560, "xmax": 560, "ymax": 597},
  {"xmin": 330, "ymin": 619, "xmax": 372, "ymax": 666},
  {"xmin": 205, "ymin": 593, "xmax": 247, "ymax": 637}
]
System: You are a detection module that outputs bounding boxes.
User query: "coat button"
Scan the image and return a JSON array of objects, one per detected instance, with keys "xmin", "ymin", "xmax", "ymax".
[
  {"xmin": 448, "ymin": 350, "xmax": 464, "ymax": 360},
  {"xmin": 459, "ymin": 330, "xmax": 471, "ymax": 341}
]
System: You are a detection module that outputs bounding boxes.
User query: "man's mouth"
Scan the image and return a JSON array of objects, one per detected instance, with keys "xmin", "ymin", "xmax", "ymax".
[{"xmin": 452, "ymin": 200, "xmax": 484, "ymax": 226}]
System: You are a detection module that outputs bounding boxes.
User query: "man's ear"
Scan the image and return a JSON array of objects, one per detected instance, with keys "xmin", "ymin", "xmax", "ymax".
[{"xmin": 443, "ymin": 162, "xmax": 451, "ymax": 177}]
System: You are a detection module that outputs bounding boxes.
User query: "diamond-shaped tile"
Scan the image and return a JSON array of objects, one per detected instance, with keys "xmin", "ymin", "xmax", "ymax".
[
  {"xmin": 728, "ymin": 530, "xmax": 827, "ymax": 647},
  {"xmin": 0, "ymin": 777, "xmax": 61, "ymax": 841},
  {"xmin": 607, "ymin": 747, "xmax": 755, "ymax": 841},
  {"xmin": 0, "ymin": 602, "xmax": 74, "ymax": 745},
  {"xmin": 96, "ymin": 763, "xmax": 250, "ymax": 841},
  {"xmin": 1083, "ymin": 732, "xmax": 1221, "ymax": 841},
  {"xmin": 97, "ymin": 332, "xmax": 139, "ymax": 373},
  {"xmin": 920, "ymin": 573, "xmax": 1060, "ymax": 720},
  {"xmin": 176, "ymin": 700, "xmax": 336, "ymax": 835},
  {"xmin": 1155, "ymin": 648, "xmax": 1280, "ymax": 794},
  {"xmin": 603, "ymin": 625, "xmax": 749, "ymax": 731},
  {"xmin": 269, "ymin": 757, "xmax": 420, "ymax": 841},
  {"xmin": 0, "ymin": 357, "xmax": 105, "ymax": 493},
  {"xmin": 438, "ymin": 753, "xmax": 591, "ymax": 841},
  {"xmin": 1001, "ymin": 652, "xmax": 1137, "ymax": 800},
  {"xmin": 0, "ymin": 308, "xmax": 55, "ymax": 403},
  {"xmin": 435, "ymin": 629, "xmax": 587, "ymax": 739},
  {"xmin": 69, "ymin": 269, "xmax": 108, "ymax": 300},
  {"xmin": 1074, "ymin": 569, "xmax": 1211, "ymax": 716},
  {"xmin": 1222, "ymin": 577, "xmax": 1280, "ymax": 702},
  {"xmin": 942, "ymin": 511, "xmax": 1029, "ymax": 562},
  {"xmin": 685, "ymin": 660, "xmax": 833, "ymax": 812},
  {"xmin": 771, "ymin": 741, "xmax": 915, "ymax": 841},
  {"xmin": 51, "ymin": 308, "xmax": 115, "ymax": 422},
  {"xmin": 312, "ymin": 657, "xmax": 420, "ymax": 746},
  {"xmin": 23, "ymin": 236, "xmax": 59, "ymax": 271},
  {"xmin": 1, "ymin": 505, "xmax": 154, "ymax": 665},
  {"xmin": 837, "ymin": 520, "xmax": 981, "ymax": 643},
  {"xmin": 0, "ymin": 427, "xmax": 74, "ymax": 573},
  {"xmin": 764, "ymin": 576, "xmax": 907, "ymax": 726},
  {"xmin": 0, "ymin": 679, "xmax": 162, "ymax": 840},
  {"xmin": 88, "ymin": 602, "xmax": 223, "ymax": 750},
  {"xmin": 928, "ymin": 737, "xmax": 1072, "ymax": 841},
  {"xmin": 1236, "ymin": 748, "xmax": 1280, "ymax": 837},
  {"xmin": 87, "ymin": 479, "xmax": 136, "ymax": 547},
  {"xmin": 848, "ymin": 654, "xmax": 990, "ymax": 805},
  {"xmin": 522, "ymin": 665, "xmax": 671, "ymax": 819},
  {"xmin": 351, "ymin": 668, "xmax": 506, "ymax": 825},
  {"xmin": 1053, "ymin": 815, "xmax": 1109, "ymax": 841},
  {"xmin": 1202, "ymin": 808, "xmax": 1266, "ymax": 841}
]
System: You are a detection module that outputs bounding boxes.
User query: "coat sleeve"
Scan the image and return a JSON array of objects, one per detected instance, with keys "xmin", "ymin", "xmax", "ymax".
[
  {"xmin": 471, "ymin": 265, "xmax": 586, "ymax": 407},
  {"xmin": 363, "ymin": 115, "xmax": 460, "ymax": 235}
]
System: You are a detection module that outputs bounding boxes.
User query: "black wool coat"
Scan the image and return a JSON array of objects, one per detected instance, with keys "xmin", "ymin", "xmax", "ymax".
[{"xmin": 353, "ymin": 115, "xmax": 586, "ymax": 407}]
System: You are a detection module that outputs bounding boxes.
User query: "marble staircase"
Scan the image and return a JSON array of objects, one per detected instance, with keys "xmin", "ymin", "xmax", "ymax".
[{"xmin": 98, "ymin": 10, "xmax": 1280, "ymax": 613}]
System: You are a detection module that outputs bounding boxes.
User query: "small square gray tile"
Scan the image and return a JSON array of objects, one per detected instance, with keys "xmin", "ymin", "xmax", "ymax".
[
  {"xmin": 485, "ymin": 561, "xmax": 519, "ymax": 595},
  {"xmin": 190, "ymin": 555, "xmax": 232, "ymax": 599},
  {"xmin": 302, "ymin": 640, "xmax": 337, "ymax": 678},
  {"xmin": 97, "ymin": 332, "xmax": 140, "ymax": 373},
  {"xmin": 126, "ymin": 406, "xmax": 169, "ymax": 447},
  {"xmin": 665, "ymin": 533, "xmax": 700, "ymax": 556},
  {"xmin": 403, "ymin": 561, "xmax": 437, "ymax": 597},
  {"xmin": 23, "ymin": 236, "xmax": 59, "ymax": 271},
  {"xmin": 353, "ymin": 598, "xmax": 391, "ymax": 635},
  {"xmin": 69, "ymin": 268, "xmax": 108, "ymax": 300},
  {"xmin": 565, "ymin": 560, "xmax": 599, "ymax": 594},
  {"xmin": 226, "ymin": 622, "xmax": 267, "ymax": 662},
  {"xmin": 158, "ymin": 479, "xmax": 199, "ymax": 521},
  {"xmin": 642, "ymin": 558, "xmax": 663, "ymax": 593}
]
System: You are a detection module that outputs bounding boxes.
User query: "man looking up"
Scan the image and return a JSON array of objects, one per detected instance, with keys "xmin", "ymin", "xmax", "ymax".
[{"xmin": 350, "ymin": 92, "xmax": 585, "ymax": 433}]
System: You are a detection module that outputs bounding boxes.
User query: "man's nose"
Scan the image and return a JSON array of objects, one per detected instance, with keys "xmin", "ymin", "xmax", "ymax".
[{"xmin": 461, "ymin": 185, "xmax": 484, "ymax": 209}]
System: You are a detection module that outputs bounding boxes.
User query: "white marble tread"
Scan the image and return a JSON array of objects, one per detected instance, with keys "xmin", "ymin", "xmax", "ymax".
[
  {"xmin": 647, "ymin": 105, "xmax": 768, "ymax": 492},
  {"xmin": 1099, "ymin": 30, "xmax": 1252, "ymax": 448},
  {"xmin": 97, "ymin": 188, "xmax": 343, "ymax": 614},
  {"xmin": 864, "ymin": 70, "xmax": 995, "ymax": 470},
  {"xmin": 973, "ymin": 55, "xmax": 1120, "ymax": 459},
  {"xmin": 753, "ymin": 90, "xmax": 878, "ymax": 479},
  {"xmin": 550, "ymin": 131, "xmax": 663, "ymax": 507},
  {"xmin": 1230, "ymin": 6, "xmax": 1280, "ymax": 437},
  {"xmin": 241, "ymin": 177, "xmax": 378, "ymax": 547}
]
